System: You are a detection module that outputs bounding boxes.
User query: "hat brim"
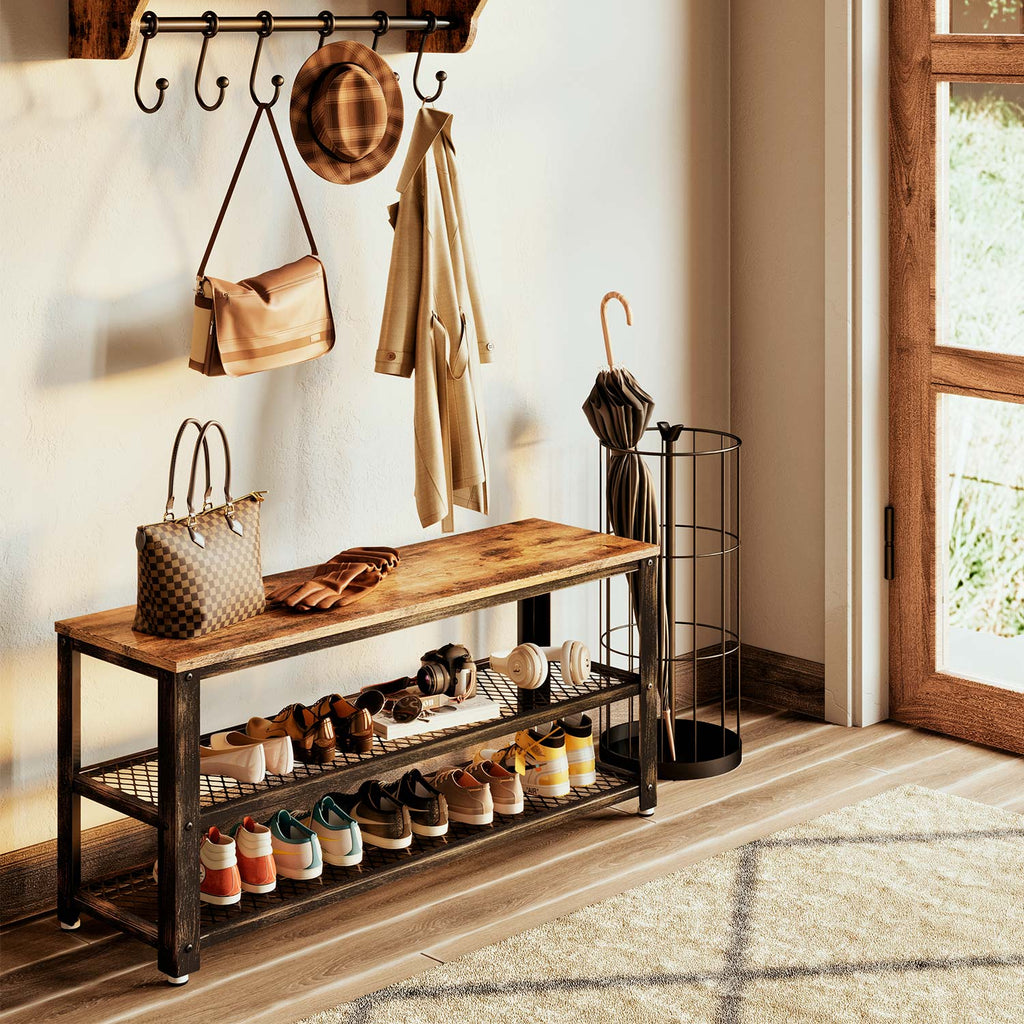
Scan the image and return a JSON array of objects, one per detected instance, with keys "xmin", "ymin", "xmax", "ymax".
[{"xmin": 290, "ymin": 40, "xmax": 404, "ymax": 185}]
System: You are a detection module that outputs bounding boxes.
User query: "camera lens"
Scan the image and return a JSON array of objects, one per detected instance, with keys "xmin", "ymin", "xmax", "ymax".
[{"xmin": 416, "ymin": 662, "xmax": 448, "ymax": 696}]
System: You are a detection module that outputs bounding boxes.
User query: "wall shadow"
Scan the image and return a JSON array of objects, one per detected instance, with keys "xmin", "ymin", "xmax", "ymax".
[{"xmin": 1, "ymin": 0, "xmax": 69, "ymax": 63}]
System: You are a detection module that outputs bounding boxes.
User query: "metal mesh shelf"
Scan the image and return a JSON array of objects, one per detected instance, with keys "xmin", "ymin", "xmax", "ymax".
[
  {"xmin": 78, "ymin": 661, "xmax": 636, "ymax": 819},
  {"xmin": 79, "ymin": 768, "xmax": 636, "ymax": 949}
]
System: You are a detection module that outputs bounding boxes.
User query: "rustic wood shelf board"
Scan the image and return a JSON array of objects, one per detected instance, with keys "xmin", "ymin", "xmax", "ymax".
[
  {"xmin": 55, "ymin": 519, "xmax": 659, "ymax": 673},
  {"xmin": 70, "ymin": 0, "xmax": 148, "ymax": 59},
  {"xmin": 405, "ymin": 0, "xmax": 486, "ymax": 53},
  {"xmin": 69, "ymin": 1, "xmax": 487, "ymax": 59}
]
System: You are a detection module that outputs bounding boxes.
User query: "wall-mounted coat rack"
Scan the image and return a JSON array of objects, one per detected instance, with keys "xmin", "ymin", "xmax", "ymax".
[
  {"xmin": 69, "ymin": 1, "xmax": 486, "ymax": 60},
  {"xmin": 129, "ymin": 7, "xmax": 464, "ymax": 111}
]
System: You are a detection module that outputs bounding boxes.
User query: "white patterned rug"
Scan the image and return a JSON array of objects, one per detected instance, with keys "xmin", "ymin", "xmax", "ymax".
[{"xmin": 299, "ymin": 785, "xmax": 1024, "ymax": 1024}]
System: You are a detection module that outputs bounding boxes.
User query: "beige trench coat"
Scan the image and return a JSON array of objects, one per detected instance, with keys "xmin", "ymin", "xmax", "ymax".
[{"xmin": 374, "ymin": 107, "xmax": 492, "ymax": 533}]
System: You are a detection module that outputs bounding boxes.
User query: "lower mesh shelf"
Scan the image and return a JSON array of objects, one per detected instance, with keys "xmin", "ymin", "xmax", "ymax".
[{"xmin": 79, "ymin": 768, "xmax": 636, "ymax": 945}]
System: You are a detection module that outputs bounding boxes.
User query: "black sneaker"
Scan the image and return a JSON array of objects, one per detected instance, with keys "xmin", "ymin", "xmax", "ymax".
[
  {"xmin": 387, "ymin": 769, "xmax": 449, "ymax": 837},
  {"xmin": 330, "ymin": 781, "xmax": 412, "ymax": 850}
]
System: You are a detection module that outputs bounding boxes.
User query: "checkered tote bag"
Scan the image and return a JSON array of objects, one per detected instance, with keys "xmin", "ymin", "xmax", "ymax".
[{"xmin": 134, "ymin": 419, "xmax": 266, "ymax": 639}]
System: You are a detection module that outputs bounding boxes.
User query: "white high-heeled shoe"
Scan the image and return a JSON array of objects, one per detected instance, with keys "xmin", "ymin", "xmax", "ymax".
[
  {"xmin": 209, "ymin": 730, "xmax": 293, "ymax": 775},
  {"xmin": 200, "ymin": 737, "xmax": 266, "ymax": 784}
]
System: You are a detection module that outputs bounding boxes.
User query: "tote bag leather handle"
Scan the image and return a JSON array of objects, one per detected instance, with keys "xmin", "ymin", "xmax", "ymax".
[
  {"xmin": 166, "ymin": 417, "xmax": 213, "ymax": 520},
  {"xmin": 197, "ymin": 104, "xmax": 319, "ymax": 282},
  {"xmin": 186, "ymin": 420, "xmax": 234, "ymax": 518}
]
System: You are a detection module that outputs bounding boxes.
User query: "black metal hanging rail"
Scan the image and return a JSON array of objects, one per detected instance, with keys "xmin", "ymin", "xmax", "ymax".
[{"xmin": 141, "ymin": 13, "xmax": 454, "ymax": 34}]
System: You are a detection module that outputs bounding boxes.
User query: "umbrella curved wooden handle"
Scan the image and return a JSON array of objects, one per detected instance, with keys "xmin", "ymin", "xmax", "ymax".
[{"xmin": 600, "ymin": 291, "xmax": 632, "ymax": 368}]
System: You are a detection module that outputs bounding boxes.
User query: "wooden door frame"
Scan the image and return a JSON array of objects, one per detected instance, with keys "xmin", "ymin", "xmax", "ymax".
[{"xmin": 888, "ymin": 0, "xmax": 1024, "ymax": 753}]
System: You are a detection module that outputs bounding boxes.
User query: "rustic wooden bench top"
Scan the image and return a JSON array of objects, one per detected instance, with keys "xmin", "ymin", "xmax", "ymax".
[{"xmin": 55, "ymin": 518, "xmax": 659, "ymax": 675}]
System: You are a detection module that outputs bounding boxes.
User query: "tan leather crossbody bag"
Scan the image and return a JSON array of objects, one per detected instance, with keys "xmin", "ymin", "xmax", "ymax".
[{"xmin": 189, "ymin": 104, "xmax": 335, "ymax": 377}]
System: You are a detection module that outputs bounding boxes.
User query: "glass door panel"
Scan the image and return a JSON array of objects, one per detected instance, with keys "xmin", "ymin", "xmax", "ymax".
[
  {"xmin": 939, "ymin": 392, "xmax": 1024, "ymax": 692},
  {"xmin": 940, "ymin": 1, "xmax": 1023, "ymax": 33},
  {"xmin": 938, "ymin": 81, "xmax": 1024, "ymax": 354}
]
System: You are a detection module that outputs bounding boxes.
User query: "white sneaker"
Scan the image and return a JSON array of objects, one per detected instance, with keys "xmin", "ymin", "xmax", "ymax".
[{"xmin": 296, "ymin": 795, "xmax": 363, "ymax": 867}]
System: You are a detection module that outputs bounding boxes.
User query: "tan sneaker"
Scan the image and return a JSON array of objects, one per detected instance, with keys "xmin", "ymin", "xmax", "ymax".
[
  {"xmin": 430, "ymin": 767, "xmax": 494, "ymax": 825},
  {"xmin": 466, "ymin": 759, "xmax": 524, "ymax": 815}
]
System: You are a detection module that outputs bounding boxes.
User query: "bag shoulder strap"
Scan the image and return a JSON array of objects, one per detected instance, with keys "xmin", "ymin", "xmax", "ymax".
[{"xmin": 197, "ymin": 104, "xmax": 319, "ymax": 281}]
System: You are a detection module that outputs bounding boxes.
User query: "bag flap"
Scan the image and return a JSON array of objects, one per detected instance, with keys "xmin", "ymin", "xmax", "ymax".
[{"xmin": 206, "ymin": 256, "xmax": 334, "ymax": 378}]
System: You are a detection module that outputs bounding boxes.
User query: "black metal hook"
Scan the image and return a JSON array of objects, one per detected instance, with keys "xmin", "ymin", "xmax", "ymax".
[
  {"xmin": 316, "ymin": 10, "xmax": 335, "ymax": 50},
  {"xmin": 371, "ymin": 10, "xmax": 389, "ymax": 52},
  {"xmin": 249, "ymin": 11, "xmax": 285, "ymax": 107},
  {"xmin": 134, "ymin": 13, "xmax": 169, "ymax": 114},
  {"xmin": 413, "ymin": 12, "xmax": 446, "ymax": 103},
  {"xmin": 195, "ymin": 12, "xmax": 229, "ymax": 111}
]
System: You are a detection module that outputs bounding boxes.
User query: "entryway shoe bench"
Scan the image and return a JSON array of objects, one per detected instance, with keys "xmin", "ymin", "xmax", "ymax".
[{"xmin": 55, "ymin": 518, "xmax": 660, "ymax": 983}]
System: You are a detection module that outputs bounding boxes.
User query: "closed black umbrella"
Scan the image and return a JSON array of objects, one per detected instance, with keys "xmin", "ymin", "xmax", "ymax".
[{"xmin": 583, "ymin": 294, "xmax": 672, "ymax": 743}]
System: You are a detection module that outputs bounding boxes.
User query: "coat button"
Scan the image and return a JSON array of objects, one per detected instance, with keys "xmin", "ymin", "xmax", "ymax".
[
  {"xmin": 486, "ymin": 343, "xmax": 494, "ymax": 351},
  {"xmin": 386, "ymin": 352, "xmax": 396, "ymax": 361}
]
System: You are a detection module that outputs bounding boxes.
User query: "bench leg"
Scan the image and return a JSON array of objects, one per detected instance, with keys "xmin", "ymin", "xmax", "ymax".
[
  {"xmin": 57, "ymin": 637, "xmax": 81, "ymax": 930},
  {"xmin": 156, "ymin": 670, "xmax": 202, "ymax": 982},
  {"xmin": 637, "ymin": 557, "xmax": 659, "ymax": 816},
  {"xmin": 517, "ymin": 593, "xmax": 552, "ymax": 712}
]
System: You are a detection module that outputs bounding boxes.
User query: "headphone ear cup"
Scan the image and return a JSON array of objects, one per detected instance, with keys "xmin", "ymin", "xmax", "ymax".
[
  {"xmin": 565, "ymin": 640, "xmax": 591, "ymax": 685},
  {"xmin": 490, "ymin": 643, "xmax": 548, "ymax": 689},
  {"xmin": 541, "ymin": 641, "xmax": 592, "ymax": 685}
]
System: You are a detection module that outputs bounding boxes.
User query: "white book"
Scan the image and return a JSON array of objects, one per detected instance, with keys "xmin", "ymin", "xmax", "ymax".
[{"xmin": 372, "ymin": 692, "xmax": 504, "ymax": 740}]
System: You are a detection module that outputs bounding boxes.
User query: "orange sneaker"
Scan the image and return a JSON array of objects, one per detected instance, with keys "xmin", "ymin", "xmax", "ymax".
[
  {"xmin": 228, "ymin": 816, "xmax": 277, "ymax": 894},
  {"xmin": 199, "ymin": 826, "xmax": 242, "ymax": 905}
]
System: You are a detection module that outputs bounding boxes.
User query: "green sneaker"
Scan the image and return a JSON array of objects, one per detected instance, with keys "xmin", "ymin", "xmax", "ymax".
[
  {"xmin": 295, "ymin": 795, "xmax": 363, "ymax": 867},
  {"xmin": 264, "ymin": 809, "xmax": 322, "ymax": 880}
]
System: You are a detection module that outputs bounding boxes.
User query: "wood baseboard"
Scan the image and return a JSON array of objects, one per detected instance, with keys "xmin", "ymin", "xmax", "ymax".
[
  {"xmin": 0, "ymin": 818, "xmax": 155, "ymax": 928},
  {"xmin": 671, "ymin": 643, "xmax": 824, "ymax": 721},
  {"xmin": 0, "ymin": 645, "xmax": 825, "ymax": 928},
  {"xmin": 741, "ymin": 644, "xmax": 825, "ymax": 719}
]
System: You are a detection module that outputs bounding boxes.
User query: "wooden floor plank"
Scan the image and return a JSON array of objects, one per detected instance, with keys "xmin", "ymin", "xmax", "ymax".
[
  {"xmin": 1, "ymin": 713, "xmax": 1015, "ymax": 1024},
  {"xmin": 933, "ymin": 755, "xmax": 1024, "ymax": 809},
  {"xmin": 0, "ymin": 917, "xmax": 90, "ymax": 975}
]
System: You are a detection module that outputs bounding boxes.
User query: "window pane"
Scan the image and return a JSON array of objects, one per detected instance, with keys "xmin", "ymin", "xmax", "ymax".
[
  {"xmin": 940, "ymin": 393, "xmax": 1024, "ymax": 692},
  {"xmin": 939, "ymin": 82, "xmax": 1024, "ymax": 354},
  {"xmin": 942, "ymin": 0, "xmax": 1022, "ymax": 33}
]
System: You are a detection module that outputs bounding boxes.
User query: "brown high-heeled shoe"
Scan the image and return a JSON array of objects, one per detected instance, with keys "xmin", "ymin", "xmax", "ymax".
[
  {"xmin": 248, "ymin": 704, "xmax": 335, "ymax": 765},
  {"xmin": 310, "ymin": 694, "xmax": 374, "ymax": 754}
]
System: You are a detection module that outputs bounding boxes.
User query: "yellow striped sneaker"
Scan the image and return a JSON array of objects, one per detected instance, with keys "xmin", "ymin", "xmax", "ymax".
[
  {"xmin": 558, "ymin": 713, "xmax": 597, "ymax": 787},
  {"xmin": 481, "ymin": 725, "xmax": 570, "ymax": 798}
]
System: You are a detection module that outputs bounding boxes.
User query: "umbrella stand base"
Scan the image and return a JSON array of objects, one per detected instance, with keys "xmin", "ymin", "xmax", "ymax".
[{"xmin": 600, "ymin": 719, "xmax": 742, "ymax": 781}]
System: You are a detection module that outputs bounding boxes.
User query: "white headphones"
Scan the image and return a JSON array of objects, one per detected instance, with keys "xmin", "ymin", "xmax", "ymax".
[{"xmin": 490, "ymin": 640, "xmax": 591, "ymax": 689}]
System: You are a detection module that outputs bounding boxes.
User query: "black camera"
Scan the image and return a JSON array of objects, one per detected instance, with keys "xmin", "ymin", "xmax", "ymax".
[{"xmin": 416, "ymin": 643, "xmax": 477, "ymax": 700}]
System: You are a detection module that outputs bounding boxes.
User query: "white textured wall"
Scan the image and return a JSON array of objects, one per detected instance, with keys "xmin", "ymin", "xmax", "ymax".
[
  {"xmin": 730, "ymin": 0, "xmax": 825, "ymax": 663},
  {"xmin": 0, "ymin": 1, "xmax": 730, "ymax": 853}
]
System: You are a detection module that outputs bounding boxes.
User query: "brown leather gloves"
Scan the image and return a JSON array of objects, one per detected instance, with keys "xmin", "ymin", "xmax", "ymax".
[{"xmin": 267, "ymin": 546, "xmax": 400, "ymax": 612}]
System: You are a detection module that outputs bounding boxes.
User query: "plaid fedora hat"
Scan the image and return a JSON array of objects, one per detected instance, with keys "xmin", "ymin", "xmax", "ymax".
[{"xmin": 289, "ymin": 40, "xmax": 404, "ymax": 185}]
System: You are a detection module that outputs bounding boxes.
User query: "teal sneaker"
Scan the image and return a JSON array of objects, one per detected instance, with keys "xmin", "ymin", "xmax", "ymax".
[
  {"xmin": 264, "ymin": 809, "xmax": 322, "ymax": 880},
  {"xmin": 295, "ymin": 795, "xmax": 363, "ymax": 867}
]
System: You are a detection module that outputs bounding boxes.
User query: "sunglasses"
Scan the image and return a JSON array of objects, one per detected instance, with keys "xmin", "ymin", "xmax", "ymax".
[{"xmin": 384, "ymin": 692, "xmax": 466, "ymax": 724}]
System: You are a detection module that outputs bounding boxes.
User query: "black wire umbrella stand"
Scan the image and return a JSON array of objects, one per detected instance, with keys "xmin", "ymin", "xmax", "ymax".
[{"xmin": 598, "ymin": 423, "xmax": 742, "ymax": 780}]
